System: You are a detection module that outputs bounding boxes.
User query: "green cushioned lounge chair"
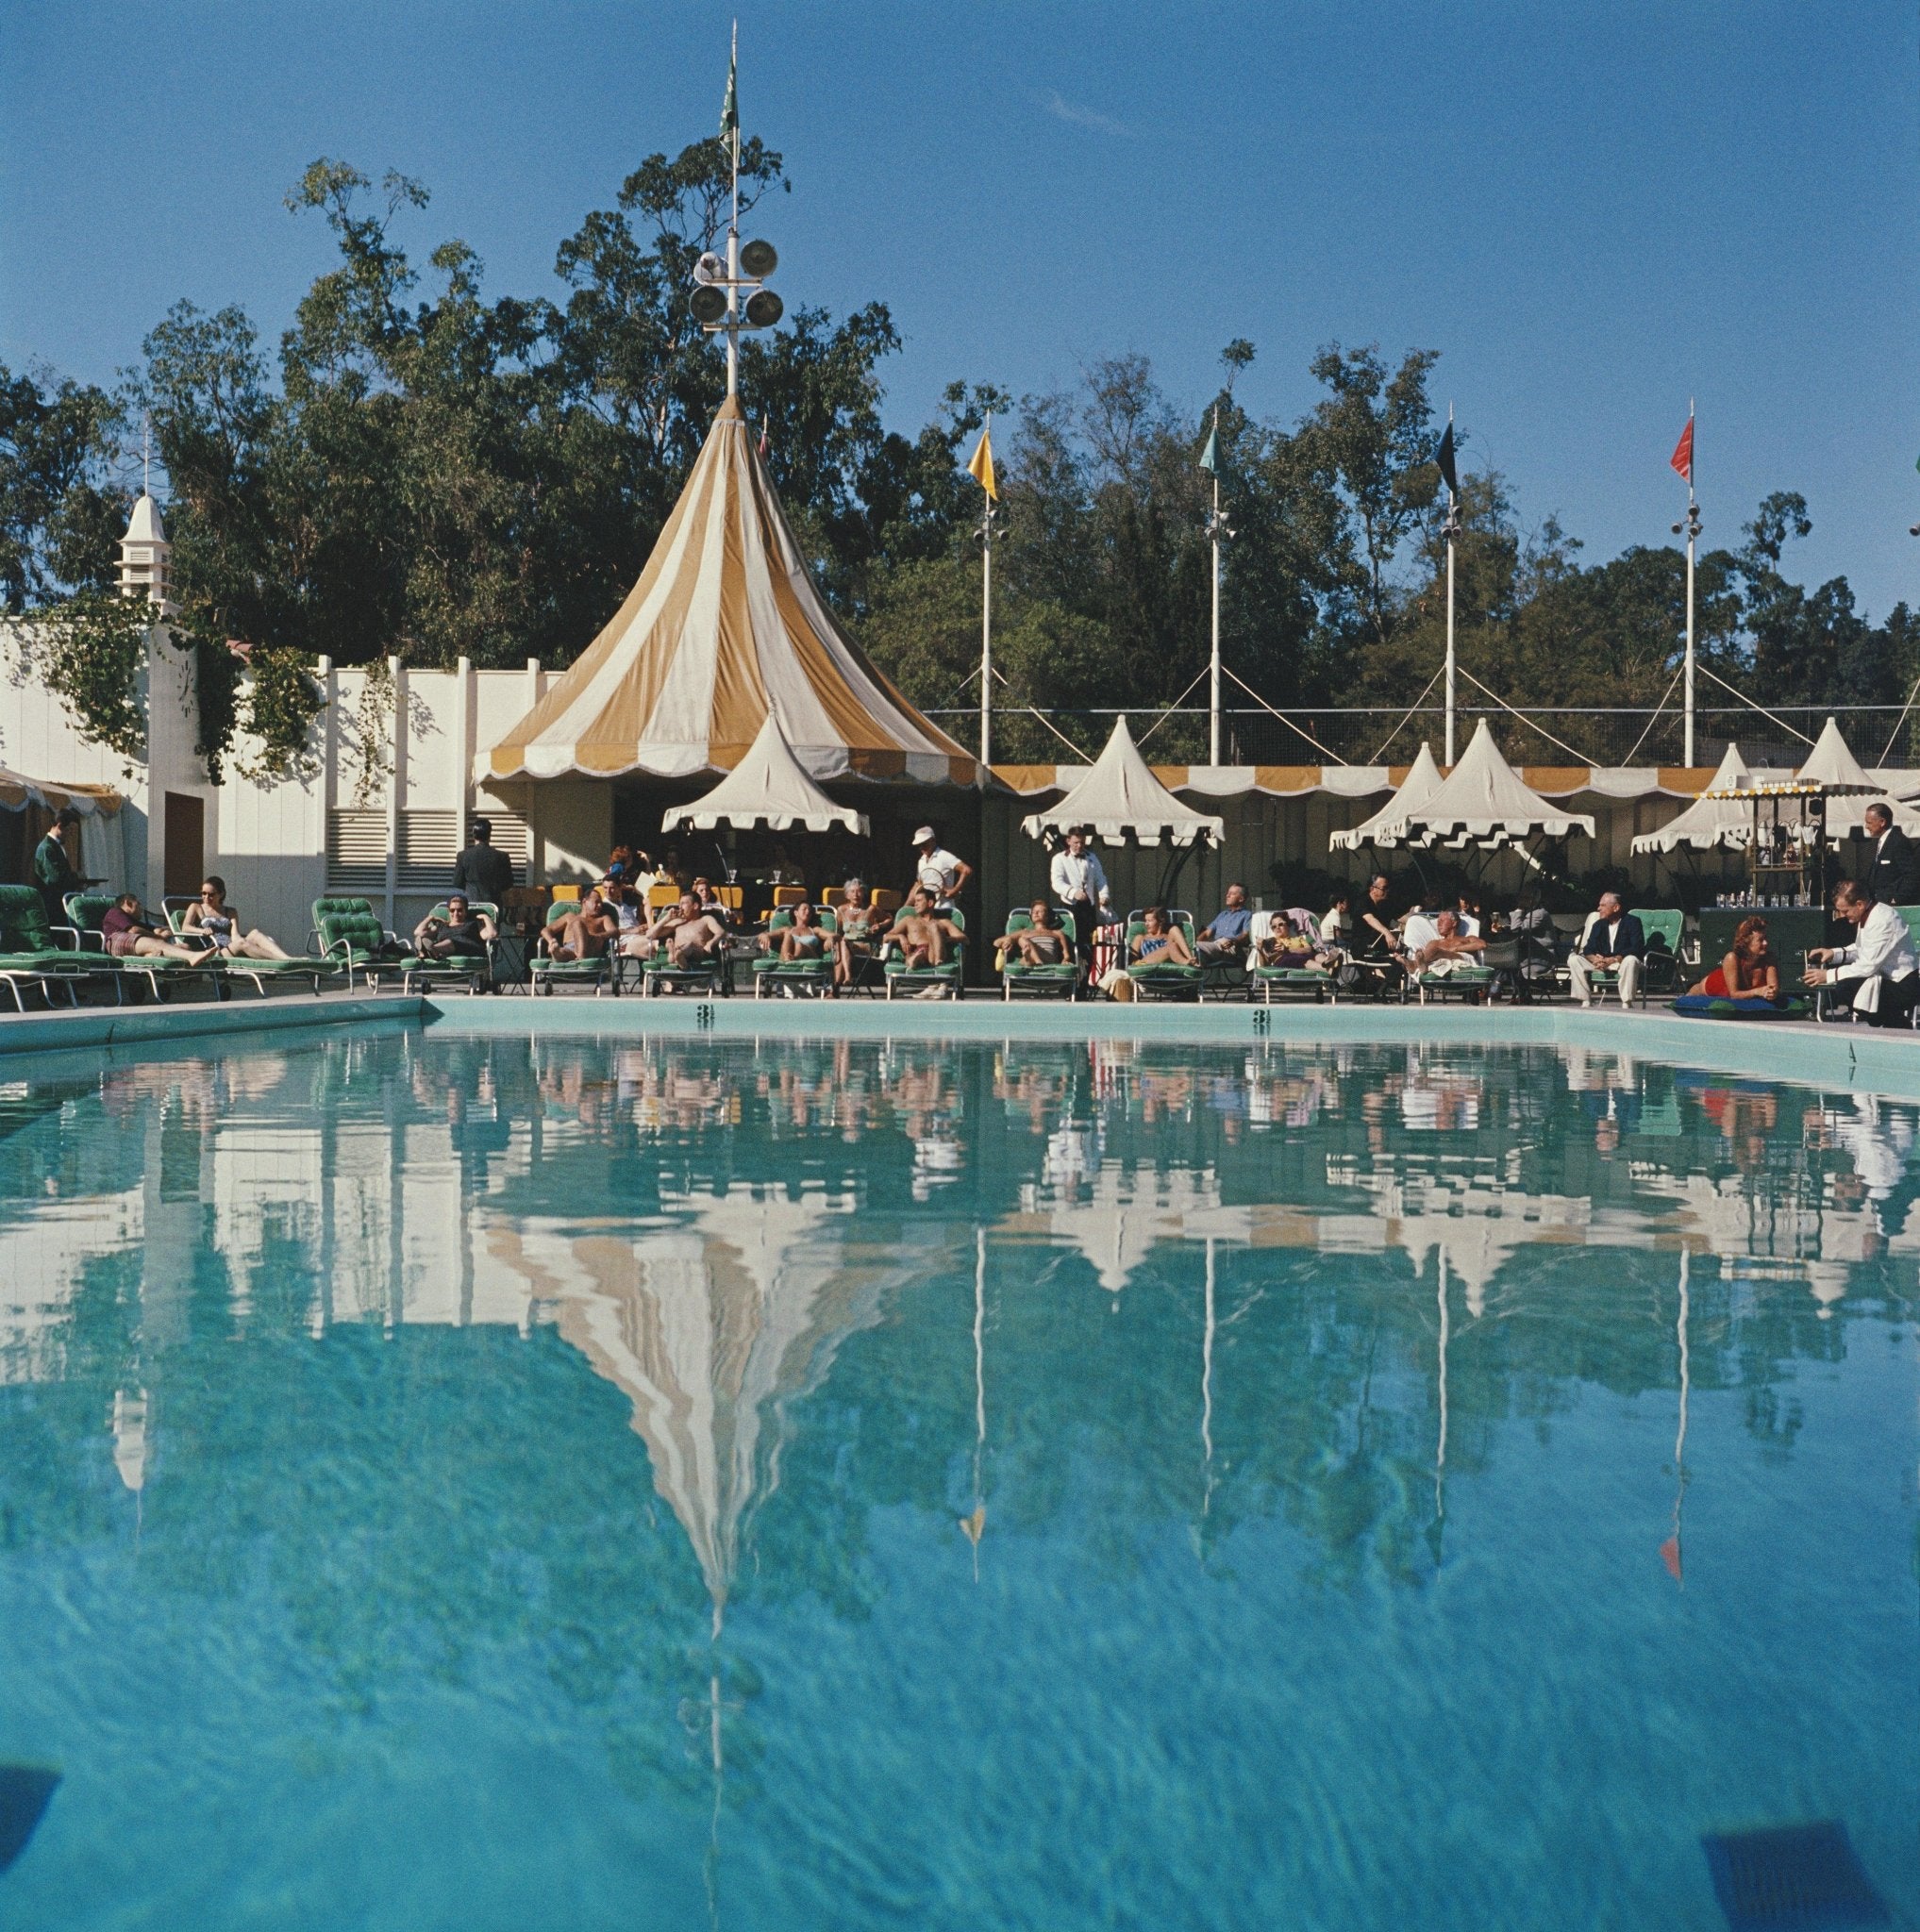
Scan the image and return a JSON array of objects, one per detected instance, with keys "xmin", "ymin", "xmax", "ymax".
[
  {"xmin": 751, "ymin": 907, "xmax": 837, "ymax": 998},
  {"xmin": 1247, "ymin": 912, "xmax": 1332, "ymax": 1005},
  {"xmin": 998, "ymin": 908, "xmax": 1078, "ymax": 1001},
  {"xmin": 1635, "ymin": 908, "xmax": 1685, "ymax": 996},
  {"xmin": 0, "ymin": 884, "xmax": 103, "ymax": 1010},
  {"xmin": 1405, "ymin": 959, "xmax": 1496, "ymax": 1005},
  {"xmin": 528, "ymin": 901, "xmax": 613, "ymax": 997},
  {"xmin": 396, "ymin": 901, "xmax": 499, "ymax": 994},
  {"xmin": 311, "ymin": 896, "xmax": 411, "ymax": 993},
  {"xmin": 883, "ymin": 907, "xmax": 965, "ymax": 1001},
  {"xmin": 65, "ymin": 891, "xmax": 220, "ymax": 1002},
  {"xmin": 145, "ymin": 897, "xmax": 331, "ymax": 996},
  {"xmin": 1123, "ymin": 912, "xmax": 1203, "ymax": 1002}
]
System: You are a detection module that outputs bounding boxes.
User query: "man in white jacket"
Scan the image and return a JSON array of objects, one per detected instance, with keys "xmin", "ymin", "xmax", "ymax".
[{"xmin": 1805, "ymin": 879, "xmax": 1920, "ymax": 1027}]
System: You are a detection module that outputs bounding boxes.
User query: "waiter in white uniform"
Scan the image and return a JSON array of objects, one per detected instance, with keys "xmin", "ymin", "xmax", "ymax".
[
  {"xmin": 1806, "ymin": 878, "xmax": 1920, "ymax": 1027},
  {"xmin": 1048, "ymin": 826, "xmax": 1111, "ymax": 971}
]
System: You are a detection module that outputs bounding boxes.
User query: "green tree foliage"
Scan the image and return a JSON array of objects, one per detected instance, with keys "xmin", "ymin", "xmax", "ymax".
[
  {"xmin": 4, "ymin": 127, "xmax": 1912, "ymax": 755},
  {"xmin": 0, "ymin": 363, "xmax": 127, "ymax": 610}
]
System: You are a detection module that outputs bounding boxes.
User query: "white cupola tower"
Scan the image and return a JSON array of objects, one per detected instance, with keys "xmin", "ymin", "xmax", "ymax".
[{"xmin": 119, "ymin": 492, "xmax": 176, "ymax": 617}]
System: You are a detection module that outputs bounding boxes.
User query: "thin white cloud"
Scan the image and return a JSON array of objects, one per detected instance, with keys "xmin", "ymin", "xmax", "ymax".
[{"xmin": 1044, "ymin": 91, "xmax": 1133, "ymax": 138}]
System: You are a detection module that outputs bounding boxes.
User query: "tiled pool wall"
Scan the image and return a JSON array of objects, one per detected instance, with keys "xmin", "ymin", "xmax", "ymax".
[{"xmin": 3, "ymin": 989, "xmax": 1920, "ymax": 1101}]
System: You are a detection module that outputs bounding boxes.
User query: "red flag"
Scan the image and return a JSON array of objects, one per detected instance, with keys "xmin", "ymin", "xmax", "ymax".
[
  {"xmin": 1659, "ymin": 1534, "xmax": 1682, "ymax": 1583},
  {"xmin": 757, "ymin": 421, "xmax": 770, "ymax": 459},
  {"xmin": 1670, "ymin": 416, "xmax": 1695, "ymax": 486}
]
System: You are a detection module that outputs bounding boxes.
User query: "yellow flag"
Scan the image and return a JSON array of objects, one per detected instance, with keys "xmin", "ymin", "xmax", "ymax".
[{"xmin": 967, "ymin": 422, "xmax": 997, "ymax": 501}]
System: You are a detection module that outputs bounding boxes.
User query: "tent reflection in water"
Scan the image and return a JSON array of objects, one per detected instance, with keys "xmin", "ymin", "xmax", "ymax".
[{"xmin": 497, "ymin": 1190, "xmax": 935, "ymax": 1632}]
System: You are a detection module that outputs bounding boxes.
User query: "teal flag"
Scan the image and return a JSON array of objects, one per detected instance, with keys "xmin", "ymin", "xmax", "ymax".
[{"xmin": 1198, "ymin": 421, "xmax": 1219, "ymax": 475}]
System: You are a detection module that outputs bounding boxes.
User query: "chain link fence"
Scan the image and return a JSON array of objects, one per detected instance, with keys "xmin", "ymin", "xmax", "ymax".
[{"xmin": 932, "ymin": 706, "xmax": 1920, "ymax": 772}]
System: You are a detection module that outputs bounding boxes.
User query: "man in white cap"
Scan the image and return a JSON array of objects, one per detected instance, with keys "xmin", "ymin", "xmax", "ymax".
[{"xmin": 910, "ymin": 825, "xmax": 971, "ymax": 906}]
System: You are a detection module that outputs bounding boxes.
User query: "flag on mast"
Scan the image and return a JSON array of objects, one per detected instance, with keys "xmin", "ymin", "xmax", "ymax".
[
  {"xmin": 719, "ymin": 26, "xmax": 738, "ymax": 144},
  {"xmin": 1198, "ymin": 413, "xmax": 1219, "ymax": 475},
  {"xmin": 1670, "ymin": 412, "xmax": 1695, "ymax": 488},
  {"xmin": 967, "ymin": 419, "xmax": 998, "ymax": 501},
  {"xmin": 1434, "ymin": 420, "xmax": 1459, "ymax": 496}
]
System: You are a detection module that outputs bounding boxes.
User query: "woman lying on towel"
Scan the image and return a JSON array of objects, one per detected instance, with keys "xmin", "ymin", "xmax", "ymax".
[{"xmin": 1689, "ymin": 916, "xmax": 1783, "ymax": 1005}]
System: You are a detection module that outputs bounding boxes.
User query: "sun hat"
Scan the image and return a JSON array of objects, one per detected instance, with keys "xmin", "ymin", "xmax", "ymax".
[{"xmin": 910, "ymin": 825, "xmax": 936, "ymax": 845}]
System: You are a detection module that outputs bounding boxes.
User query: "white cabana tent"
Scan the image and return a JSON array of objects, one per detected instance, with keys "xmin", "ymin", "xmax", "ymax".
[
  {"xmin": 1795, "ymin": 716, "xmax": 1898, "ymax": 835},
  {"xmin": 1328, "ymin": 743, "xmax": 1446, "ymax": 851},
  {"xmin": 1388, "ymin": 721, "xmax": 1595, "ymax": 850},
  {"xmin": 660, "ymin": 712, "xmax": 869, "ymax": 838},
  {"xmin": 1020, "ymin": 718, "xmax": 1224, "ymax": 848},
  {"xmin": 1632, "ymin": 743, "xmax": 1758, "ymax": 854}
]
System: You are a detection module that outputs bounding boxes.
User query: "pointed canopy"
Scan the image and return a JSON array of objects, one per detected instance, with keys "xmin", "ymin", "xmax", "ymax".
[
  {"xmin": 1329, "ymin": 742, "xmax": 1446, "ymax": 850},
  {"xmin": 1390, "ymin": 721, "xmax": 1594, "ymax": 849},
  {"xmin": 484, "ymin": 396, "xmax": 974, "ymax": 786},
  {"xmin": 1633, "ymin": 743, "xmax": 1758, "ymax": 853},
  {"xmin": 1795, "ymin": 717, "xmax": 1878, "ymax": 794},
  {"xmin": 661, "ymin": 712, "xmax": 869, "ymax": 837},
  {"xmin": 1021, "ymin": 718, "xmax": 1224, "ymax": 847}
]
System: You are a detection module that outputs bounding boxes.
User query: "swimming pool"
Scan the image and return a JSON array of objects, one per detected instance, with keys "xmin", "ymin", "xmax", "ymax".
[{"xmin": 0, "ymin": 1027, "xmax": 1913, "ymax": 1929}]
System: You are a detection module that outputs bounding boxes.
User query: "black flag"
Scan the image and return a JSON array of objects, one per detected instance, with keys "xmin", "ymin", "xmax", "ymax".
[{"xmin": 1435, "ymin": 421, "xmax": 1459, "ymax": 496}]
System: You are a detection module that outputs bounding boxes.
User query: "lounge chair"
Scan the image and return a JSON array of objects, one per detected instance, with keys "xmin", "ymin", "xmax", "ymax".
[
  {"xmin": 59, "ymin": 892, "xmax": 223, "ymax": 1002},
  {"xmin": 150, "ymin": 899, "xmax": 333, "ymax": 996},
  {"xmin": 1404, "ymin": 957, "xmax": 1497, "ymax": 1005},
  {"xmin": 883, "ymin": 907, "xmax": 965, "ymax": 1001},
  {"xmin": 1246, "ymin": 910, "xmax": 1333, "ymax": 1005},
  {"xmin": 1123, "ymin": 911, "xmax": 1203, "ymax": 1002},
  {"xmin": 752, "ymin": 908, "xmax": 838, "ymax": 998},
  {"xmin": 528, "ymin": 902, "xmax": 613, "ymax": 997},
  {"xmin": 311, "ymin": 897, "xmax": 412, "ymax": 993},
  {"xmin": 0, "ymin": 885, "xmax": 104, "ymax": 1010},
  {"xmin": 397, "ymin": 901, "xmax": 500, "ymax": 994},
  {"xmin": 999, "ymin": 908, "xmax": 1079, "ymax": 1001}
]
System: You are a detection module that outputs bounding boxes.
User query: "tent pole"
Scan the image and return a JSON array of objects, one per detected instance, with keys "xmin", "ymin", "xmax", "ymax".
[{"xmin": 979, "ymin": 500, "xmax": 992, "ymax": 786}]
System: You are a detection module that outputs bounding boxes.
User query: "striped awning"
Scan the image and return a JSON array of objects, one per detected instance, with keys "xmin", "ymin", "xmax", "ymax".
[
  {"xmin": 0, "ymin": 766, "xmax": 122, "ymax": 816},
  {"xmin": 484, "ymin": 396, "xmax": 975, "ymax": 787}
]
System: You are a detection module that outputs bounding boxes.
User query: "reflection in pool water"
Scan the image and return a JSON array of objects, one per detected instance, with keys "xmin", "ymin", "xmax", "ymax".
[{"xmin": 0, "ymin": 1033, "xmax": 1913, "ymax": 1930}]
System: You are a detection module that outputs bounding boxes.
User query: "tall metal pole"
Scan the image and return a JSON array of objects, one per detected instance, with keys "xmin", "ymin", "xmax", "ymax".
[
  {"xmin": 1209, "ymin": 468, "xmax": 1222, "ymax": 767},
  {"xmin": 1683, "ymin": 508, "xmax": 1696, "ymax": 768},
  {"xmin": 979, "ymin": 500, "xmax": 993, "ymax": 780},
  {"xmin": 724, "ymin": 22, "xmax": 740, "ymax": 398},
  {"xmin": 1444, "ymin": 516, "xmax": 1457, "ymax": 766}
]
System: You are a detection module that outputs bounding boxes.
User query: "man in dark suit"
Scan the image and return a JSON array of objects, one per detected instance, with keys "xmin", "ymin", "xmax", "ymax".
[
  {"xmin": 1568, "ymin": 891, "xmax": 1646, "ymax": 1008},
  {"xmin": 452, "ymin": 817, "xmax": 514, "ymax": 907},
  {"xmin": 1862, "ymin": 803, "xmax": 1920, "ymax": 906}
]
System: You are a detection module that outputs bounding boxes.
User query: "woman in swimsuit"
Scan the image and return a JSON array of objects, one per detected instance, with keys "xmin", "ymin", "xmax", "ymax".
[
  {"xmin": 179, "ymin": 877, "xmax": 293, "ymax": 960},
  {"xmin": 1690, "ymin": 914, "xmax": 1782, "ymax": 1004}
]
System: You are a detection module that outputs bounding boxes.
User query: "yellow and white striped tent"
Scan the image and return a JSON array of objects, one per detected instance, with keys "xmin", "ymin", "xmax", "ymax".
[{"xmin": 484, "ymin": 395, "xmax": 975, "ymax": 787}]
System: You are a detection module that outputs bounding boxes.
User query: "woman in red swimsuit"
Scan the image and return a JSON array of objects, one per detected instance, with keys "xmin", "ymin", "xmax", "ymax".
[{"xmin": 1691, "ymin": 914, "xmax": 1782, "ymax": 1003}]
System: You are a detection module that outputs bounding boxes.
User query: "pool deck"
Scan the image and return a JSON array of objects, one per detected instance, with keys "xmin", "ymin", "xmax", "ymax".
[{"xmin": 3, "ymin": 982, "xmax": 1920, "ymax": 1098}]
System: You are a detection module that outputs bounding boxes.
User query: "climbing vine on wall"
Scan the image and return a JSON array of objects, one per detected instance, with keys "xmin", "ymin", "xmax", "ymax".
[
  {"xmin": 349, "ymin": 658, "xmax": 395, "ymax": 806},
  {"xmin": 237, "ymin": 646, "xmax": 326, "ymax": 785},
  {"xmin": 22, "ymin": 592, "xmax": 151, "ymax": 769}
]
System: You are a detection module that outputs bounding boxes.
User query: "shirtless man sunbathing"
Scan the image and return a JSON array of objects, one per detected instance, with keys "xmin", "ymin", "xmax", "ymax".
[
  {"xmin": 1408, "ymin": 909, "xmax": 1484, "ymax": 974},
  {"xmin": 629, "ymin": 892, "xmax": 728, "ymax": 967},
  {"xmin": 995, "ymin": 901, "xmax": 1069, "ymax": 969},
  {"xmin": 543, "ymin": 889, "xmax": 617, "ymax": 962},
  {"xmin": 889, "ymin": 887, "xmax": 965, "ymax": 969}
]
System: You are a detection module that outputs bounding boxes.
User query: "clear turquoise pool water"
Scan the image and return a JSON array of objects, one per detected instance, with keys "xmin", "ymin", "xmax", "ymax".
[{"xmin": 0, "ymin": 1029, "xmax": 1913, "ymax": 1930}]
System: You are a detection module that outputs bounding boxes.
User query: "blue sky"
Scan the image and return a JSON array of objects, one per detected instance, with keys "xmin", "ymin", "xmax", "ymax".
[{"xmin": 4, "ymin": 1, "xmax": 1916, "ymax": 617}]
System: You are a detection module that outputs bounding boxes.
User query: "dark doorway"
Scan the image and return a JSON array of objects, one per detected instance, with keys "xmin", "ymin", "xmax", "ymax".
[{"xmin": 163, "ymin": 792, "xmax": 205, "ymax": 902}]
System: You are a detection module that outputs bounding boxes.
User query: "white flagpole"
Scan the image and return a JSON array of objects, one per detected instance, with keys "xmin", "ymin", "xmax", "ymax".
[
  {"xmin": 1444, "ymin": 403, "xmax": 1457, "ymax": 766},
  {"xmin": 725, "ymin": 21, "xmax": 740, "ymax": 400},
  {"xmin": 1683, "ymin": 401, "xmax": 1697, "ymax": 767},
  {"xmin": 979, "ymin": 465, "xmax": 993, "ymax": 784},
  {"xmin": 1210, "ymin": 417, "xmax": 1222, "ymax": 767}
]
